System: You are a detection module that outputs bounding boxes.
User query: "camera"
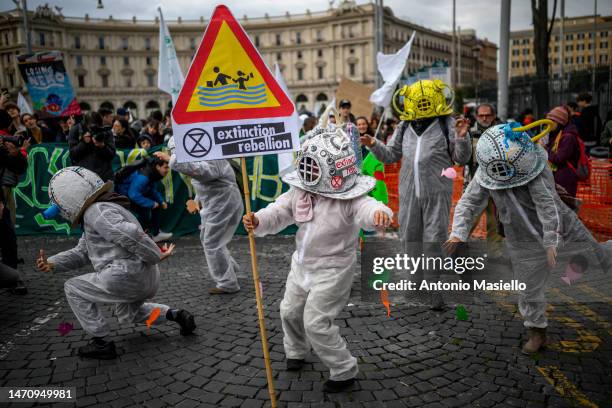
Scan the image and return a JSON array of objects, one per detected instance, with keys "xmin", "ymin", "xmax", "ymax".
[
  {"xmin": 85, "ymin": 125, "xmax": 111, "ymax": 142},
  {"xmin": 1, "ymin": 135, "xmax": 23, "ymax": 148}
]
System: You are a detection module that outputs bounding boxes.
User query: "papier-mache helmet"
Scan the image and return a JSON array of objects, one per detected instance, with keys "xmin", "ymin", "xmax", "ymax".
[
  {"xmin": 474, "ymin": 120, "xmax": 554, "ymax": 190},
  {"xmin": 282, "ymin": 108, "xmax": 376, "ymax": 200},
  {"xmin": 48, "ymin": 166, "xmax": 113, "ymax": 226},
  {"xmin": 392, "ymin": 79, "xmax": 454, "ymax": 121}
]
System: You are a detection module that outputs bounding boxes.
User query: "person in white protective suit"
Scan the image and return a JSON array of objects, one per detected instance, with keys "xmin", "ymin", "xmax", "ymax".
[
  {"xmin": 444, "ymin": 121, "xmax": 610, "ymax": 355},
  {"xmin": 36, "ymin": 167, "xmax": 196, "ymax": 359},
  {"xmin": 154, "ymin": 137, "xmax": 243, "ymax": 294},
  {"xmin": 360, "ymin": 80, "xmax": 471, "ymax": 309},
  {"xmin": 243, "ymin": 126, "xmax": 393, "ymax": 393}
]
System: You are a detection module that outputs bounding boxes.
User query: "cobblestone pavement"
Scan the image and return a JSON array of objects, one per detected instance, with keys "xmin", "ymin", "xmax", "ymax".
[{"xmin": 0, "ymin": 235, "xmax": 610, "ymax": 407}]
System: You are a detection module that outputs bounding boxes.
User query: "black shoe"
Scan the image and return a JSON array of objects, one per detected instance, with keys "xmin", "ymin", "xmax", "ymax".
[
  {"xmin": 175, "ymin": 310, "xmax": 196, "ymax": 335},
  {"xmin": 78, "ymin": 339, "xmax": 117, "ymax": 360},
  {"xmin": 286, "ymin": 359, "xmax": 305, "ymax": 371},
  {"xmin": 9, "ymin": 281, "xmax": 27, "ymax": 295},
  {"xmin": 323, "ymin": 378, "xmax": 356, "ymax": 393}
]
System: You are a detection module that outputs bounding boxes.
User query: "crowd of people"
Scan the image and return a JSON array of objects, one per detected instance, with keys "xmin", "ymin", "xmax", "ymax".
[{"xmin": 0, "ymin": 82, "xmax": 611, "ymax": 393}]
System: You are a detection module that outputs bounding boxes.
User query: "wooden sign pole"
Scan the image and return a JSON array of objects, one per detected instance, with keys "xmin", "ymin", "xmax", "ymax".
[{"xmin": 240, "ymin": 157, "xmax": 277, "ymax": 408}]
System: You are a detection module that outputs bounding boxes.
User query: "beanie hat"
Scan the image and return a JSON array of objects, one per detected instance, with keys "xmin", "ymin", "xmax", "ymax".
[{"xmin": 546, "ymin": 106, "xmax": 569, "ymax": 126}]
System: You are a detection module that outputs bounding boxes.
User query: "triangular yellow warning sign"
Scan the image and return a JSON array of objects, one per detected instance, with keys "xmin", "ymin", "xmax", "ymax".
[{"xmin": 173, "ymin": 5, "xmax": 294, "ymax": 124}]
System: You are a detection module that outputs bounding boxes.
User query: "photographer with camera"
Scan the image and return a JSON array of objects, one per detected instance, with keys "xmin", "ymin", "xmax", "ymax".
[
  {"xmin": 67, "ymin": 111, "xmax": 116, "ymax": 182},
  {"xmin": 0, "ymin": 109, "xmax": 28, "ymax": 295}
]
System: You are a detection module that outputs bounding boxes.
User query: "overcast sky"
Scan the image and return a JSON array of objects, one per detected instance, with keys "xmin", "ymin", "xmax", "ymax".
[{"xmin": 3, "ymin": 0, "xmax": 611, "ymax": 46}]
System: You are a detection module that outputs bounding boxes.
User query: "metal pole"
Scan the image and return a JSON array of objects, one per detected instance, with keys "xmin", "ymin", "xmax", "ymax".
[
  {"xmin": 451, "ymin": 0, "xmax": 456, "ymax": 87},
  {"xmin": 22, "ymin": 0, "xmax": 32, "ymax": 54},
  {"xmin": 591, "ymin": 0, "xmax": 597, "ymax": 101},
  {"xmin": 559, "ymin": 0, "xmax": 565, "ymax": 104},
  {"xmin": 498, "ymin": 0, "xmax": 511, "ymax": 121},
  {"xmin": 457, "ymin": 26, "xmax": 462, "ymax": 86},
  {"xmin": 374, "ymin": 0, "xmax": 384, "ymax": 89}
]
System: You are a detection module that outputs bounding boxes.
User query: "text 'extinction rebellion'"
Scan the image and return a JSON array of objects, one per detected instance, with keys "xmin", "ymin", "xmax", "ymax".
[{"xmin": 214, "ymin": 122, "xmax": 292, "ymax": 155}]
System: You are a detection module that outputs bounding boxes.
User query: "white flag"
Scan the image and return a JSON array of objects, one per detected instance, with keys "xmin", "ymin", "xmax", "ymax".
[
  {"xmin": 370, "ymin": 31, "xmax": 416, "ymax": 107},
  {"xmin": 17, "ymin": 92, "xmax": 33, "ymax": 115},
  {"xmin": 274, "ymin": 63, "xmax": 300, "ymax": 176},
  {"xmin": 157, "ymin": 6, "xmax": 184, "ymax": 105}
]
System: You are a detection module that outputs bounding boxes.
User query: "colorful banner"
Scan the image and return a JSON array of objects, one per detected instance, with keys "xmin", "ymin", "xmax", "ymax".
[
  {"xmin": 13, "ymin": 144, "xmax": 295, "ymax": 236},
  {"xmin": 17, "ymin": 51, "xmax": 81, "ymax": 118}
]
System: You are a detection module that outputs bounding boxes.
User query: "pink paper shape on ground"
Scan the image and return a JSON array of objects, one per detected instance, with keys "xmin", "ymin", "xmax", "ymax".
[{"xmin": 57, "ymin": 322, "xmax": 73, "ymax": 336}]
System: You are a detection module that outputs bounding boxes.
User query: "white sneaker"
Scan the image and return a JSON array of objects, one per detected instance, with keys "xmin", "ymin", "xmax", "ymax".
[{"xmin": 152, "ymin": 231, "xmax": 173, "ymax": 242}]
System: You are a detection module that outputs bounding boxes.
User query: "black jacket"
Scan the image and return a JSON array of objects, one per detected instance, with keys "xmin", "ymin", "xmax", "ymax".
[
  {"xmin": 0, "ymin": 144, "xmax": 28, "ymax": 204},
  {"xmin": 67, "ymin": 124, "xmax": 116, "ymax": 182},
  {"xmin": 578, "ymin": 105, "xmax": 603, "ymax": 144},
  {"xmin": 113, "ymin": 131, "xmax": 136, "ymax": 149}
]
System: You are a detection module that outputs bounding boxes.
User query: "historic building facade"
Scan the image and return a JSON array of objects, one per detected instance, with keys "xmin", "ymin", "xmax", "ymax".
[
  {"xmin": 509, "ymin": 14, "xmax": 612, "ymax": 78},
  {"xmin": 0, "ymin": 1, "xmax": 497, "ymax": 118}
]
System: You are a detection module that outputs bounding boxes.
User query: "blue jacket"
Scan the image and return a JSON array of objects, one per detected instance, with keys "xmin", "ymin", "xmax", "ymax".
[{"xmin": 116, "ymin": 170, "xmax": 163, "ymax": 209}]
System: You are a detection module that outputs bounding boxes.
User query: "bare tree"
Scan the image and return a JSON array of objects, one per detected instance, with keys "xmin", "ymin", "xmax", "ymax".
[{"xmin": 530, "ymin": 0, "xmax": 557, "ymax": 116}]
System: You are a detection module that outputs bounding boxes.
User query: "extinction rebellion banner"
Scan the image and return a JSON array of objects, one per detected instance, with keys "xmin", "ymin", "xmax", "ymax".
[{"xmin": 13, "ymin": 144, "xmax": 295, "ymax": 236}]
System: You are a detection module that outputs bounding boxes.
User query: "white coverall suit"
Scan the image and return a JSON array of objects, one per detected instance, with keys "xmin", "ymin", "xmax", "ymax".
[
  {"xmin": 254, "ymin": 187, "xmax": 393, "ymax": 381},
  {"xmin": 368, "ymin": 117, "xmax": 471, "ymax": 246},
  {"xmin": 169, "ymin": 156, "xmax": 243, "ymax": 292},
  {"xmin": 49, "ymin": 202, "xmax": 170, "ymax": 337},
  {"xmin": 450, "ymin": 168, "xmax": 608, "ymax": 328}
]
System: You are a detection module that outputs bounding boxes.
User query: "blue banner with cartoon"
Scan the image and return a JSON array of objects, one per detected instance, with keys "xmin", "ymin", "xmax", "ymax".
[{"xmin": 17, "ymin": 51, "xmax": 81, "ymax": 118}]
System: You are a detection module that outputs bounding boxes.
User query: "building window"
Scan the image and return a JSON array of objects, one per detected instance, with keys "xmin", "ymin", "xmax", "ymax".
[
  {"xmin": 255, "ymin": 35, "xmax": 260, "ymax": 47},
  {"xmin": 522, "ymin": 38, "xmax": 529, "ymax": 44},
  {"xmin": 349, "ymin": 48, "xmax": 355, "ymax": 54},
  {"xmin": 123, "ymin": 56, "xmax": 129, "ymax": 66},
  {"xmin": 317, "ymin": 65, "xmax": 324, "ymax": 79},
  {"xmin": 601, "ymin": 31, "xmax": 609, "ymax": 38},
  {"xmin": 146, "ymin": 56, "xmax": 152, "ymax": 65},
  {"xmin": 121, "ymin": 37, "xmax": 128, "ymax": 50},
  {"xmin": 75, "ymin": 55, "xmax": 83, "ymax": 66},
  {"xmin": 126, "ymin": 77, "xmax": 132, "ymax": 88},
  {"xmin": 317, "ymin": 49, "xmax": 323, "ymax": 58},
  {"xmin": 601, "ymin": 54, "xmax": 608, "ymax": 63},
  {"xmin": 297, "ymin": 67, "xmax": 303, "ymax": 80},
  {"xmin": 147, "ymin": 73, "xmax": 154, "ymax": 87},
  {"xmin": 276, "ymin": 52, "xmax": 282, "ymax": 61},
  {"xmin": 565, "ymin": 44, "xmax": 573, "ymax": 51},
  {"xmin": 74, "ymin": 36, "xmax": 81, "ymax": 49},
  {"xmin": 316, "ymin": 30, "xmax": 323, "ymax": 42},
  {"xmin": 275, "ymin": 34, "xmax": 281, "ymax": 46},
  {"xmin": 8, "ymin": 72, "xmax": 14, "ymax": 87},
  {"xmin": 522, "ymin": 48, "xmax": 529, "ymax": 55},
  {"xmin": 601, "ymin": 41, "xmax": 608, "ymax": 49},
  {"xmin": 566, "ymin": 34, "xmax": 573, "ymax": 41},
  {"xmin": 78, "ymin": 75, "xmax": 85, "ymax": 87},
  {"xmin": 98, "ymin": 36, "xmax": 105, "ymax": 50},
  {"xmin": 296, "ymin": 32, "xmax": 301, "ymax": 44},
  {"xmin": 39, "ymin": 32, "xmax": 45, "ymax": 46},
  {"xmin": 349, "ymin": 63, "xmax": 356, "ymax": 76},
  {"xmin": 100, "ymin": 56, "xmax": 106, "ymax": 65},
  {"xmin": 190, "ymin": 38, "xmax": 196, "ymax": 50},
  {"xmin": 297, "ymin": 51, "xmax": 302, "ymax": 59},
  {"xmin": 145, "ymin": 37, "xmax": 151, "ymax": 50},
  {"xmin": 101, "ymin": 75, "xmax": 108, "ymax": 87},
  {"xmin": 512, "ymin": 39, "xmax": 519, "ymax": 45},
  {"xmin": 577, "ymin": 33, "xmax": 585, "ymax": 40},
  {"xmin": 512, "ymin": 49, "xmax": 519, "ymax": 56}
]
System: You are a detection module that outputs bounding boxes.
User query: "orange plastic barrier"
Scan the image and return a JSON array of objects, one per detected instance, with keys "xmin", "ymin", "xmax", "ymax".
[
  {"xmin": 576, "ymin": 159, "xmax": 612, "ymax": 242},
  {"xmin": 383, "ymin": 160, "xmax": 612, "ymax": 242}
]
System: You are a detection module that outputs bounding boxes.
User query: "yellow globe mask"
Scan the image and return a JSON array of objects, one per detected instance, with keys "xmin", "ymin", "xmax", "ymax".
[{"xmin": 392, "ymin": 79, "xmax": 455, "ymax": 121}]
